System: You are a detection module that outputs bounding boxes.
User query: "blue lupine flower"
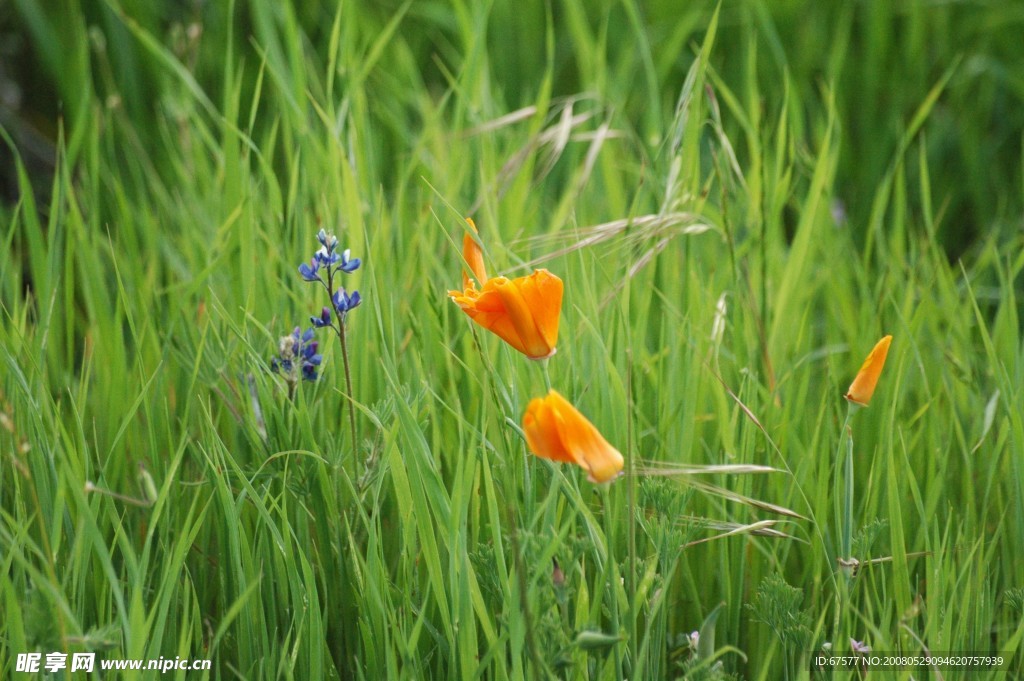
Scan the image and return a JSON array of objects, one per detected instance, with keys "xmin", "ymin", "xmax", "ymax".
[
  {"xmin": 298, "ymin": 330, "xmax": 321, "ymax": 377},
  {"xmin": 332, "ymin": 288, "xmax": 361, "ymax": 314},
  {"xmin": 286, "ymin": 231, "xmax": 361, "ymax": 392},
  {"xmin": 337, "ymin": 249, "xmax": 361, "ymax": 273},
  {"xmin": 292, "ymin": 231, "xmax": 362, "ymax": 440},
  {"xmin": 299, "ymin": 258, "xmax": 322, "ymax": 282},
  {"xmin": 302, "ymin": 362, "xmax": 319, "ymax": 381},
  {"xmin": 271, "ymin": 326, "xmax": 322, "ymax": 384},
  {"xmin": 317, "ymin": 228, "xmax": 337, "ymax": 249},
  {"xmin": 315, "ymin": 246, "xmax": 342, "ymax": 267},
  {"xmin": 300, "ymin": 231, "xmax": 360, "ymax": 281},
  {"xmin": 311, "ymin": 306, "xmax": 332, "ymax": 328}
]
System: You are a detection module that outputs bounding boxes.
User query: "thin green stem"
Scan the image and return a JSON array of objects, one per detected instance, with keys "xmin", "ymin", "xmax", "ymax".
[
  {"xmin": 625, "ymin": 351, "xmax": 637, "ymax": 668},
  {"xmin": 832, "ymin": 404, "xmax": 857, "ymax": 638},
  {"xmin": 539, "ymin": 358, "xmax": 552, "ymax": 392},
  {"xmin": 338, "ymin": 319, "xmax": 359, "ymax": 464},
  {"xmin": 835, "ymin": 407, "xmax": 855, "ymax": 563},
  {"xmin": 601, "ymin": 485, "xmax": 624, "ymax": 677},
  {"xmin": 844, "ymin": 426, "xmax": 854, "ymax": 562}
]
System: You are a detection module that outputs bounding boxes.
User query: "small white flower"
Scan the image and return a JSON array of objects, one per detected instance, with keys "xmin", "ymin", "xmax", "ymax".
[{"xmin": 278, "ymin": 335, "xmax": 297, "ymax": 359}]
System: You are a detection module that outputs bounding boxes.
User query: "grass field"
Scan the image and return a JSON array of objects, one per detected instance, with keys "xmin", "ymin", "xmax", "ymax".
[{"xmin": 2, "ymin": 1, "xmax": 1024, "ymax": 679}]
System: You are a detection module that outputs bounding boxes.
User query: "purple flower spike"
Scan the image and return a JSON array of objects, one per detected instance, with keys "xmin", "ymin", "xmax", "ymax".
[{"xmin": 284, "ymin": 231, "xmax": 363, "ymax": 392}]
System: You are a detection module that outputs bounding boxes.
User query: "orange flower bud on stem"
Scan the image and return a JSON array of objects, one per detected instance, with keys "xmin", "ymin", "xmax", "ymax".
[
  {"xmin": 844, "ymin": 335, "xmax": 892, "ymax": 407},
  {"xmin": 836, "ymin": 336, "xmax": 892, "ymax": 592}
]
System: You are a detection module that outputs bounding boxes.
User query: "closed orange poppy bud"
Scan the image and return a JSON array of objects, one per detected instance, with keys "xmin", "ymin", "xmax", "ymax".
[
  {"xmin": 844, "ymin": 335, "xmax": 892, "ymax": 407},
  {"xmin": 523, "ymin": 390, "xmax": 624, "ymax": 483},
  {"xmin": 448, "ymin": 218, "xmax": 563, "ymax": 360}
]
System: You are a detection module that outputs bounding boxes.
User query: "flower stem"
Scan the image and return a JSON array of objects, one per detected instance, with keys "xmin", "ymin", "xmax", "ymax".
[
  {"xmin": 843, "ymin": 421, "xmax": 854, "ymax": 563},
  {"xmin": 601, "ymin": 485, "xmax": 624, "ymax": 678},
  {"xmin": 539, "ymin": 358, "xmax": 552, "ymax": 392},
  {"xmin": 621, "ymin": 272, "xmax": 637, "ymax": 668},
  {"xmin": 832, "ymin": 405, "xmax": 856, "ymax": 638},
  {"xmin": 339, "ymin": 320, "xmax": 358, "ymax": 463},
  {"xmin": 835, "ymin": 405, "xmax": 856, "ymax": 564}
]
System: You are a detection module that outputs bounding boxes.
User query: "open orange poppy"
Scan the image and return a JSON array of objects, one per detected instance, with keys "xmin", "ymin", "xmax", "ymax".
[{"xmin": 448, "ymin": 219, "xmax": 563, "ymax": 360}]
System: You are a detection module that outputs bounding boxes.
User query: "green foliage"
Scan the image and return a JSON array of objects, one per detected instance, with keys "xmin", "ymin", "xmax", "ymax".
[
  {"xmin": 2, "ymin": 0, "xmax": 1024, "ymax": 679},
  {"xmin": 1005, "ymin": 588, "xmax": 1024, "ymax": 617},
  {"xmin": 850, "ymin": 517, "xmax": 888, "ymax": 558},
  {"xmin": 746, "ymin": 573, "xmax": 812, "ymax": 649}
]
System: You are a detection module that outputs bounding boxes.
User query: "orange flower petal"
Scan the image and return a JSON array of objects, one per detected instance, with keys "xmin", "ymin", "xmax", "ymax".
[
  {"xmin": 449, "ymin": 267, "xmax": 562, "ymax": 360},
  {"xmin": 844, "ymin": 335, "xmax": 892, "ymax": 407},
  {"xmin": 515, "ymin": 269, "xmax": 562, "ymax": 352},
  {"xmin": 523, "ymin": 396, "xmax": 576, "ymax": 464},
  {"xmin": 462, "ymin": 217, "xmax": 488, "ymax": 288},
  {"xmin": 523, "ymin": 390, "xmax": 623, "ymax": 483},
  {"xmin": 449, "ymin": 219, "xmax": 562, "ymax": 359},
  {"xmin": 492, "ymin": 276, "xmax": 559, "ymax": 359},
  {"xmin": 452, "ymin": 277, "xmax": 529, "ymax": 355}
]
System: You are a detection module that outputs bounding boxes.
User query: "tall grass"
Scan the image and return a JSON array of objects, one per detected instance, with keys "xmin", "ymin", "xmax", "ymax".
[{"xmin": 2, "ymin": 1, "xmax": 1023, "ymax": 679}]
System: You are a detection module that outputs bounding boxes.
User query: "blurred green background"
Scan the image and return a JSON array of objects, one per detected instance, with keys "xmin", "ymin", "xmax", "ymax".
[{"xmin": 3, "ymin": 0, "xmax": 1023, "ymax": 257}]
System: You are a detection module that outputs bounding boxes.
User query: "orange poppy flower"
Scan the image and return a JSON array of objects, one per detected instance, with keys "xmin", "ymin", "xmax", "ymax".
[
  {"xmin": 448, "ymin": 218, "xmax": 563, "ymax": 360},
  {"xmin": 844, "ymin": 335, "xmax": 892, "ymax": 407},
  {"xmin": 522, "ymin": 390, "xmax": 624, "ymax": 483}
]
